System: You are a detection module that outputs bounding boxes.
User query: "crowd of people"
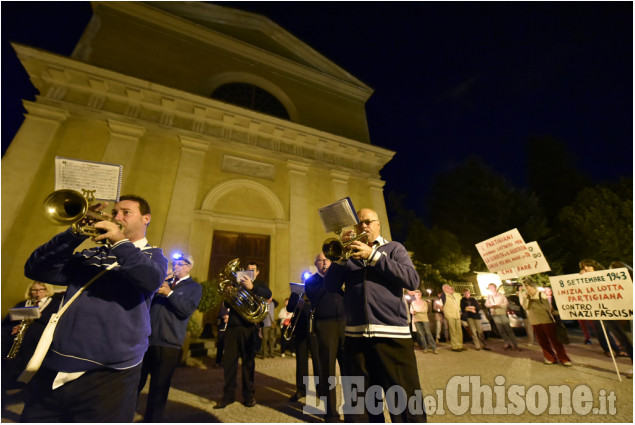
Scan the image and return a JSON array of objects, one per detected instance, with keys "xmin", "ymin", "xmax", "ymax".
[{"xmin": 2, "ymin": 198, "xmax": 632, "ymax": 423}]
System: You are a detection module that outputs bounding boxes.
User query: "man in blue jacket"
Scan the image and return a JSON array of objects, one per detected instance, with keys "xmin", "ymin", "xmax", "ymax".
[
  {"xmin": 305, "ymin": 251, "xmax": 346, "ymax": 420},
  {"xmin": 324, "ymin": 208, "xmax": 426, "ymax": 422},
  {"xmin": 21, "ymin": 195, "xmax": 167, "ymax": 422},
  {"xmin": 138, "ymin": 253, "xmax": 202, "ymax": 421}
]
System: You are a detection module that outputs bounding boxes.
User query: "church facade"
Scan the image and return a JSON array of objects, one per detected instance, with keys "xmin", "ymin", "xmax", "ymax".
[{"xmin": 1, "ymin": 2, "xmax": 395, "ymax": 314}]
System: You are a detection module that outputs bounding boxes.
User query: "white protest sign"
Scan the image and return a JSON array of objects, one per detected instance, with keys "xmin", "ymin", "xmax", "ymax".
[
  {"xmin": 497, "ymin": 241, "xmax": 551, "ymax": 279},
  {"xmin": 550, "ymin": 268, "xmax": 633, "ymax": 320},
  {"xmin": 475, "ymin": 228, "xmax": 532, "ymax": 273}
]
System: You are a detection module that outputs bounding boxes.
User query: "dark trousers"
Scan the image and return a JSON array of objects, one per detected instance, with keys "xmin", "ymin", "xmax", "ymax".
[
  {"xmin": 343, "ymin": 337, "xmax": 426, "ymax": 423},
  {"xmin": 533, "ymin": 323, "xmax": 570, "ymax": 363},
  {"xmin": 21, "ymin": 364, "xmax": 142, "ymax": 422},
  {"xmin": 314, "ymin": 319, "xmax": 346, "ymax": 417},
  {"xmin": 215, "ymin": 330, "xmax": 226, "ymax": 365},
  {"xmin": 137, "ymin": 345, "xmax": 181, "ymax": 422},
  {"xmin": 294, "ymin": 331, "xmax": 320, "ymax": 396},
  {"xmin": 222, "ymin": 325, "xmax": 256, "ymax": 402}
]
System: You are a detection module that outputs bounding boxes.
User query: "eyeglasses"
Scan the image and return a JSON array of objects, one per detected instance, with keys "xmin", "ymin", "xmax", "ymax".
[
  {"xmin": 173, "ymin": 261, "xmax": 190, "ymax": 267},
  {"xmin": 357, "ymin": 219, "xmax": 378, "ymax": 226},
  {"xmin": 30, "ymin": 288, "xmax": 47, "ymax": 292}
]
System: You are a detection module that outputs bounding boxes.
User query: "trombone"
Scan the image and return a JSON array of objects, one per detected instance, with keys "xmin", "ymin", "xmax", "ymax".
[{"xmin": 282, "ymin": 292, "xmax": 305, "ymax": 341}]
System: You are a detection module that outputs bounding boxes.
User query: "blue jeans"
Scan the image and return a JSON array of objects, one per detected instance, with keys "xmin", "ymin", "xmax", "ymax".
[
  {"xmin": 414, "ymin": 321, "xmax": 437, "ymax": 350},
  {"xmin": 492, "ymin": 315, "xmax": 518, "ymax": 347}
]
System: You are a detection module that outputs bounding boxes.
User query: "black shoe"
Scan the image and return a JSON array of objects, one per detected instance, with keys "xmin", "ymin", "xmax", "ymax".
[
  {"xmin": 451, "ymin": 348, "xmax": 462, "ymax": 352},
  {"xmin": 214, "ymin": 400, "xmax": 234, "ymax": 409},
  {"xmin": 288, "ymin": 392, "xmax": 305, "ymax": 402},
  {"xmin": 243, "ymin": 399, "xmax": 256, "ymax": 407},
  {"xmin": 483, "ymin": 347, "xmax": 492, "ymax": 351},
  {"xmin": 585, "ymin": 339, "xmax": 592, "ymax": 345}
]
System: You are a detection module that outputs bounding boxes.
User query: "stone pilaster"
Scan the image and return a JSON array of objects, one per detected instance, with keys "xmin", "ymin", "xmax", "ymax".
[
  {"xmin": 1, "ymin": 102, "xmax": 69, "ymax": 244},
  {"xmin": 102, "ymin": 119, "xmax": 145, "ymax": 184},
  {"xmin": 367, "ymin": 178, "xmax": 391, "ymax": 240},
  {"xmin": 287, "ymin": 160, "xmax": 310, "ymax": 282},
  {"xmin": 161, "ymin": 136, "xmax": 209, "ymax": 253},
  {"xmin": 329, "ymin": 170, "xmax": 350, "ymax": 202}
]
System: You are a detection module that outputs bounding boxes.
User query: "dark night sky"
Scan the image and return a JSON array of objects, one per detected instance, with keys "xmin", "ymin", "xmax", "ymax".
[{"xmin": 2, "ymin": 2, "xmax": 632, "ymax": 219}]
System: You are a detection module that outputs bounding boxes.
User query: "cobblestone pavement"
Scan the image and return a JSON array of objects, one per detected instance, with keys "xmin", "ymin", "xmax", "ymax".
[{"xmin": 2, "ymin": 329, "xmax": 632, "ymax": 422}]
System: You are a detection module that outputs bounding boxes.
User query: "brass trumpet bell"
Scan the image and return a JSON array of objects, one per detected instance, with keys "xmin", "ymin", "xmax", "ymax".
[
  {"xmin": 43, "ymin": 189, "xmax": 88, "ymax": 226},
  {"xmin": 322, "ymin": 231, "xmax": 369, "ymax": 262},
  {"xmin": 43, "ymin": 189, "xmax": 121, "ymax": 238}
]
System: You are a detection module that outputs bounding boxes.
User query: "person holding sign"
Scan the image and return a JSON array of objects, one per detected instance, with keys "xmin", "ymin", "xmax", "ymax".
[
  {"xmin": 21, "ymin": 195, "xmax": 168, "ymax": 422},
  {"xmin": 519, "ymin": 279, "xmax": 572, "ymax": 366}
]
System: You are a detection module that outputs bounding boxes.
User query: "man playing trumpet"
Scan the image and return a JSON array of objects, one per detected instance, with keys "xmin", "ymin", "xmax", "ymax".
[
  {"xmin": 324, "ymin": 208, "xmax": 426, "ymax": 422},
  {"xmin": 21, "ymin": 195, "xmax": 168, "ymax": 422}
]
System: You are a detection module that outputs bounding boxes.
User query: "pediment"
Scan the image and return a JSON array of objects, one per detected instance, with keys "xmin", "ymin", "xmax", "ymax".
[{"xmin": 141, "ymin": 1, "xmax": 368, "ymax": 90}]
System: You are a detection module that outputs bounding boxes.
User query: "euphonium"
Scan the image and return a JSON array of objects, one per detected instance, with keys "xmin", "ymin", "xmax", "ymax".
[
  {"xmin": 322, "ymin": 231, "xmax": 369, "ymax": 262},
  {"xmin": 43, "ymin": 189, "xmax": 122, "ymax": 238},
  {"xmin": 217, "ymin": 258, "xmax": 269, "ymax": 324}
]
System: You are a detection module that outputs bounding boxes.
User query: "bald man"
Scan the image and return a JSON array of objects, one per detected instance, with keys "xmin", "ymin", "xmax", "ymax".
[{"xmin": 324, "ymin": 208, "xmax": 425, "ymax": 422}]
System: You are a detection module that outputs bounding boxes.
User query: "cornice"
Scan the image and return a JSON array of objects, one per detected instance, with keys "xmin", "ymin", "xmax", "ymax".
[{"xmin": 14, "ymin": 43, "xmax": 394, "ymax": 178}]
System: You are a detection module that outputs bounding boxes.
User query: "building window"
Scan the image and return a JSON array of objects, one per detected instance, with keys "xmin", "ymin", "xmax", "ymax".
[{"xmin": 211, "ymin": 83, "xmax": 289, "ymax": 120}]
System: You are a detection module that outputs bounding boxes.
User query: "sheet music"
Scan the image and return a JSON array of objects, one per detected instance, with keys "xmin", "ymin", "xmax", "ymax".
[
  {"xmin": 235, "ymin": 270, "xmax": 255, "ymax": 282},
  {"xmin": 289, "ymin": 282, "xmax": 305, "ymax": 295},
  {"xmin": 9, "ymin": 307, "xmax": 41, "ymax": 321},
  {"xmin": 318, "ymin": 197, "xmax": 359, "ymax": 233},
  {"xmin": 54, "ymin": 157, "xmax": 122, "ymax": 201}
]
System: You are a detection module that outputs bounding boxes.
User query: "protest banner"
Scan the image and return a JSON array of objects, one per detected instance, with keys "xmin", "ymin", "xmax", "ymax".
[
  {"xmin": 549, "ymin": 268, "xmax": 633, "ymax": 321},
  {"xmin": 497, "ymin": 241, "xmax": 551, "ymax": 279},
  {"xmin": 475, "ymin": 229, "xmax": 532, "ymax": 273}
]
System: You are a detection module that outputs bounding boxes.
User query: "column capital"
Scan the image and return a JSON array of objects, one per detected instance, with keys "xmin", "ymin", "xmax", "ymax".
[
  {"xmin": 286, "ymin": 160, "xmax": 310, "ymax": 174},
  {"xmin": 23, "ymin": 101, "xmax": 70, "ymax": 123},
  {"xmin": 107, "ymin": 119, "xmax": 145, "ymax": 138},
  {"xmin": 179, "ymin": 135, "xmax": 210, "ymax": 154},
  {"xmin": 367, "ymin": 178, "xmax": 386, "ymax": 190},
  {"xmin": 329, "ymin": 170, "xmax": 350, "ymax": 183}
]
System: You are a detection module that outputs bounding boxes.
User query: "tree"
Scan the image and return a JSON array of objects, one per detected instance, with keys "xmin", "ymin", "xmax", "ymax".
[
  {"xmin": 526, "ymin": 136, "xmax": 591, "ymax": 222},
  {"xmin": 406, "ymin": 225, "xmax": 471, "ymax": 280},
  {"xmin": 427, "ymin": 156, "xmax": 549, "ymax": 269},
  {"xmin": 555, "ymin": 179, "xmax": 633, "ymax": 271}
]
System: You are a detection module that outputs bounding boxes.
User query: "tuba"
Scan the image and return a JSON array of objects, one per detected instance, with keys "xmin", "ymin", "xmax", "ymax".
[
  {"xmin": 217, "ymin": 258, "xmax": 269, "ymax": 324},
  {"xmin": 43, "ymin": 189, "xmax": 122, "ymax": 238}
]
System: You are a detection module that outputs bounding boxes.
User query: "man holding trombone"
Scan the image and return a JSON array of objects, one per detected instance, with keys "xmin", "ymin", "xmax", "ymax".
[{"xmin": 305, "ymin": 252, "xmax": 346, "ymax": 420}]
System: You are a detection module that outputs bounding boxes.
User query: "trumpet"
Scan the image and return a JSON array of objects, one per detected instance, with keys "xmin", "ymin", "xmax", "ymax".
[
  {"xmin": 43, "ymin": 189, "xmax": 122, "ymax": 238},
  {"xmin": 282, "ymin": 293, "xmax": 305, "ymax": 341},
  {"xmin": 322, "ymin": 231, "xmax": 369, "ymax": 262}
]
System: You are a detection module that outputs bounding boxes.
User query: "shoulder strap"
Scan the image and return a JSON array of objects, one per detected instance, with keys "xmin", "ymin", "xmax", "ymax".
[{"xmin": 58, "ymin": 262, "xmax": 118, "ymax": 315}]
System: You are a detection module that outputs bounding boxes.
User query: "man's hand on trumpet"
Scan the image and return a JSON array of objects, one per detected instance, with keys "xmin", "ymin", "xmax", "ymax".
[
  {"xmin": 347, "ymin": 239, "xmax": 373, "ymax": 260},
  {"xmin": 92, "ymin": 219, "xmax": 126, "ymax": 244}
]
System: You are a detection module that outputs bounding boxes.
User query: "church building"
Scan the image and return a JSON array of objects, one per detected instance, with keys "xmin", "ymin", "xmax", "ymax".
[{"xmin": 1, "ymin": 1, "xmax": 395, "ymax": 314}]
